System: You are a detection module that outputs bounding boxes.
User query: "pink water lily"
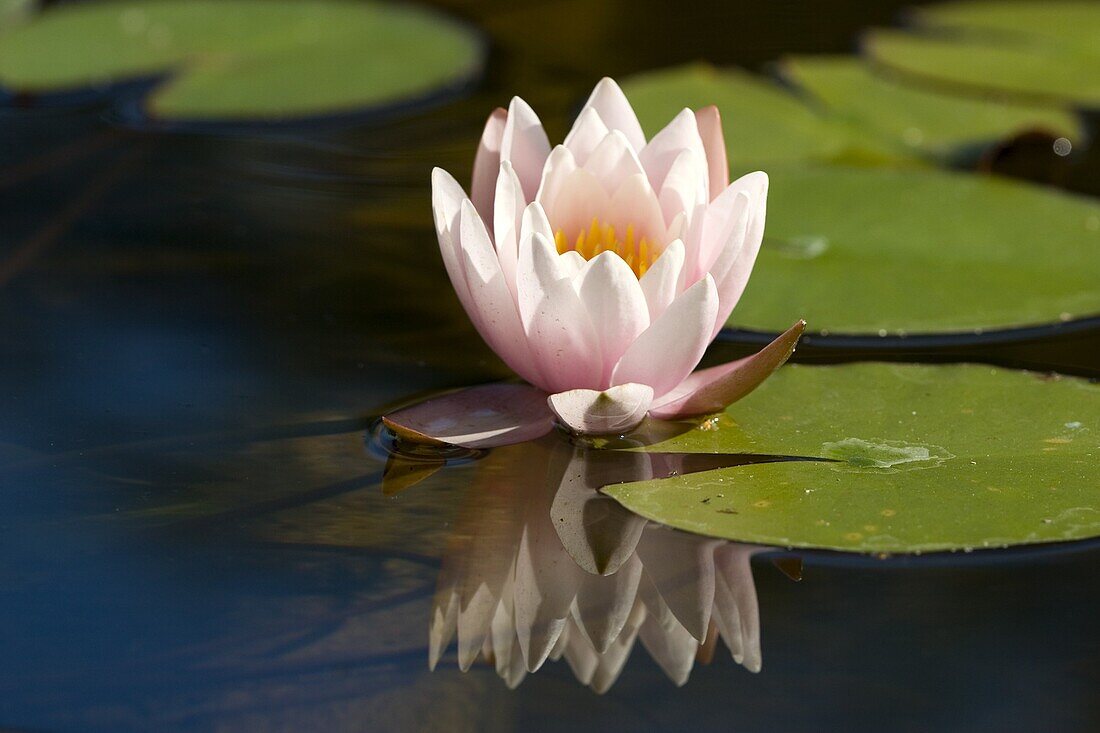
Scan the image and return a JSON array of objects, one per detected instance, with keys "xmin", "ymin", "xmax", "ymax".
[{"xmin": 386, "ymin": 78, "xmax": 803, "ymax": 445}]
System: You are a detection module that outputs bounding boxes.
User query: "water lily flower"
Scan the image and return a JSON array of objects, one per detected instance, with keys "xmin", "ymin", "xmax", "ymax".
[
  {"xmin": 428, "ymin": 438, "xmax": 765, "ymax": 691},
  {"xmin": 386, "ymin": 78, "xmax": 803, "ymax": 444}
]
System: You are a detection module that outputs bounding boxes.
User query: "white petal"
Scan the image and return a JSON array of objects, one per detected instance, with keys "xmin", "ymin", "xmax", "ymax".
[
  {"xmin": 650, "ymin": 320, "xmax": 805, "ymax": 418},
  {"xmin": 501, "ymin": 96, "xmax": 551, "ymax": 202},
  {"xmin": 639, "ymin": 108, "xmax": 708, "ymax": 195},
  {"xmin": 534, "ymin": 145, "xmax": 578, "ymax": 218},
  {"xmin": 460, "ymin": 200, "xmax": 541, "ymax": 383},
  {"xmin": 572, "ymin": 553, "xmax": 644, "ymax": 653},
  {"xmin": 471, "ymin": 108, "xmax": 507, "ymax": 223},
  {"xmin": 658, "ymin": 148, "xmax": 708, "ymax": 227},
  {"xmin": 635, "ymin": 528, "xmax": 720, "ymax": 642},
  {"xmin": 493, "ymin": 161, "xmax": 525, "ymax": 304},
  {"xmin": 431, "ymin": 167, "xmax": 474, "ymax": 311},
  {"xmin": 549, "ymin": 443, "xmax": 650, "ymax": 575},
  {"xmin": 428, "ymin": 586, "xmax": 457, "ymax": 671},
  {"xmin": 563, "ymin": 617, "xmax": 599, "ymax": 685},
  {"xmin": 606, "ymin": 173, "xmax": 667, "ymax": 247},
  {"xmin": 583, "ymin": 130, "xmax": 647, "ymax": 197},
  {"xmin": 576, "ymin": 251, "xmax": 650, "ymax": 381},
  {"xmin": 517, "ymin": 232, "xmax": 602, "ymax": 393},
  {"xmin": 547, "ymin": 383, "xmax": 654, "ymax": 436},
  {"xmin": 589, "ymin": 606, "xmax": 643, "ymax": 693},
  {"xmin": 639, "ymin": 239, "xmax": 685, "ymax": 322},
  {"xmin": 542, "ymin": 167, "xmax": 612, "ymax": 241},
  {"xmin": 611, "ymin": 275, "xmax": 718, "ymax": 398},
  {"xmin": 638, "ymin": 609, "xmax": 698, "ymax": 686},
  {"xmin": 710, "ymin": 174, "xmax": 769, "ymax": 335},
  {"xmin": 517, "ymin": 228, "xmax": 568, "ymax": 328},
  {"xmin": 520, "ymin": 200, "xmax": 555, "ymax": 245},
  {"xmin": 563, "ymin": 107, "xmax": 610, "ymax": 165},
  {"xmin": 578, "ymin": 77, "xmax": 647, "ymax": 152},
  {"xmin": 715, "ymin": 544, "xmax": 762, "ymax": 672}
]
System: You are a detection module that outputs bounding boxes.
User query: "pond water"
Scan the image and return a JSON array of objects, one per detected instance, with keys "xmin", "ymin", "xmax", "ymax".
[{"xmin": 1, "ymin": 0, "xmax": 1099, "ymax": 731}]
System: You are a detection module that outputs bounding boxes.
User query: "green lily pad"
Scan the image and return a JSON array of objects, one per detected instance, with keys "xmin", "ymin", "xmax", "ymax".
[
  {"xmin": 0, "ymin": 0, "xmax": 483, "ymax": 120},
  {"xmin": 621, "ymin": 63, "xmax": 914, "ymax": 171},
  {"xmin": 604, "ymin": 363, "xmax": 1100, "ymax": 553},
  {"xmin": 730, "ymin": 164, "xmax": 1100, "ymax": 335},
  {"xmin": 1, "ymin": 0, "xmax": 33, "ymax": 29},
  {"xmin": 865, "ymin": 2, "xmax": 1100, "ymax": 107},
  {"xmin": 914, "ymin": 0, "xmax": 1100, "ymax": 52},
  {"xmin": 779, "ymin": 56, "xmax": 1083, "ymax": 162}
]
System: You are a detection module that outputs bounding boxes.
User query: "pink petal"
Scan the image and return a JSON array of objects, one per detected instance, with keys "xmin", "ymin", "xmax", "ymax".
[
  {"xmin": 635, "ymin": 528, "xmax": 720, "ymax": 641},
  {"xmin": 517, "ymin": 232, "xmax": 602, "ymax": 392},
  {"xmin": 520, "ymin": 200, "xmax": 555, "ymax": 245},
  {"xmin": 493, "ymin": 161, "xmax": 525, "ymax": 303},
  {"xmin": 563, "ymin": 107, "xmax": 610, "ymax": 165},
  {"xmin": 460, "ymin": 200, "xmax": 541, "ymax": 384},
  {"xmin": 606, "ymin": 173, "xmax": 667, "ymax": 247},
  {"xmin": 543, "ymin": 167, "xmax": 612, "ymax": 239},
  {"xmin": 575, "ymin": 251, "xmax": 650, "ymax": 383},
  {"xmin": 547, "ymin": 383, "xmax": 654, "ymax": 435},
  {"xmin": 657, "ymin": 148, "xmax": 707, "ymax": 227},
  {"xmin": 501, "ymin": 97, "xmax": 551, "ymax": 203},
  {"xmin": 526, "ymin": 277, "xmax": 603, "ymax": 393},
  {"xmin": 431, "ymin": 167, "xmax": 476, "ymax": 316},
  {"xmin": 649, "ymin": 320, "xmax": 805, "ymax": 418},
  {"xmin": 715, "ymin": 544, "xmax": 762, "ymax": 672},
  {"xmin": 639, "ymin": 239, "xmax": 685, "ymax": 322},
  {"xmin": 534, "ymin": 145, "xmax": 578, "ymax": 217},
  {"xmin": 578, "ymin": 77, "xmax": 647, "ymax": 153},
  {"xmin": 639, "ymin": 108, "xmax": 708, "ymax": 195},
  {"xmin": 518, "ymin": 228, "xmax": 570, "ymax": 330},
  {"xmin": 382, "ymin": 383, "xmax": 554, "ymax": 449},
  {"xmin": 637, "ymin": 606, "xmax": 698, "ymax": 686},
  {"xmin": 709, "ymin": 175, "xmax": 768, "ymax": 336},
  {"xmin": 611, "ymin": 275, "xmax": 719, "ymax": 398},
  {"xmin": 695, "ymin": 105, "xmax": 729, "ymax": 198},
  {"xmin": 583, "ymin": 130, "xmax": 647, "ymax": 197},
  {"xmin": 471, "ymin": 107, "xmax": 507, "ymax": 223}
]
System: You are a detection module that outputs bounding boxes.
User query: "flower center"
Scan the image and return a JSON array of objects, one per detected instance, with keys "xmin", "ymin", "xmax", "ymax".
[{"xmin": 553, "ymin": 218, "xmax": 660, "ymax": 278}]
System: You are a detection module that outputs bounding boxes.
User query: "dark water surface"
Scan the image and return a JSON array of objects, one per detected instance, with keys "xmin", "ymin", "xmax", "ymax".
[{"xmin": 2, "ymin": 1, "xmax": 1099, "ymax": 731}]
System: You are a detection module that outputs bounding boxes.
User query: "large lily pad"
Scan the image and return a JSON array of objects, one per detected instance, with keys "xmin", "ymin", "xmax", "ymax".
[
  {"xmin": 780, "ymin": 56, "xmax": 1083, "ymax": 162},
  {"xmin": 621, "ymin": 63, "xmax": 913, "ymax": 171},
  {"xmin": 731, "ymin": 164, "xmax": 1100, "ymax": 335},
  {"xmin": 865, "ymin": 2, "xmax": 1100, "ymax": 107},
  {"xmin": 0, "ymin": 0, "xmax": 483, "ymax": 121},
  {"xmin": 604, "ymin": 363, "xmax": 1100, "ymax": 553}
]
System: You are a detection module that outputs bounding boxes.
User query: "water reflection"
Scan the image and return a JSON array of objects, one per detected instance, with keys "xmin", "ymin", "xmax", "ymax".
[{"xmin": 386, "ymin": 431, "xmax": 781, "ymax": 692}]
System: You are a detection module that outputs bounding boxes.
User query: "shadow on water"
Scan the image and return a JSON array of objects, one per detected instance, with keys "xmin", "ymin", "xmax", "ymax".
[{"xmin": 1, "ymin": 0, "xmax": 1099, "ymax": 731}]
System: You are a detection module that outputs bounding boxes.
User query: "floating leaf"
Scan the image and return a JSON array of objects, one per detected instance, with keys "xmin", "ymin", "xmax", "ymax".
[
  {"xmin": 780, "ymin": 56, "xmax": 1083, "ymax": 162},
  {"xmin": 621, "ymin": 63, "xmax": 914, "ymax": 171},
  {"xmin": 866, "ymin": 1, "xmax": 1100, "ymax": 107},
  {"xmin": 730, "ymin": 164, "xmax": 1100, "ymax": 335},
  {"xmin": 1, "ymin": 0, "xmax": 33, "ymax": 29},
  {"xmin": 0, "ymin": 0, "xmax": 483, "ymax": 121},
  {"xmin": 604, "ymin": 363, "xmax": 1100, "ymax": 553}
]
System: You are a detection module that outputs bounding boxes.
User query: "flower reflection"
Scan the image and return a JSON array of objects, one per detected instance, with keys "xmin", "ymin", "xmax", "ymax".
[{"xmin": 398, "ymin": 434, "xmax": 775, "ymax": 692}]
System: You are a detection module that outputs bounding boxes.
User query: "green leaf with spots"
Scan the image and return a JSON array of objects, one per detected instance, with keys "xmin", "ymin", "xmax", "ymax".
[
  {"xmin": 730, "ymin": 164, "xmax": 1100, "ymax": 335},
  {"xmin": 865, "ymin": 2, "xmax": 1100, "ymax": 107},
  {"xmin": 779, "ymin": 56, "xmax": 1084, "ymax": 162},
  {"xmin": 604, "ymin": 363, "xmax": 1100, "ymax": 553},
  {"xmin": 0, "ymin": 0, "xmax": 483, "ymax": 120},
  {"xmin": 621, "ymin": 63, "xmax": 916, "ymax": 172}
]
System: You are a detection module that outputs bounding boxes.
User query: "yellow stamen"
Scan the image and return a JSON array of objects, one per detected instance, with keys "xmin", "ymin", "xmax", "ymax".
[{"xmin": 552, "ymin": 217, "xmax": 660, "ymax": 279}]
